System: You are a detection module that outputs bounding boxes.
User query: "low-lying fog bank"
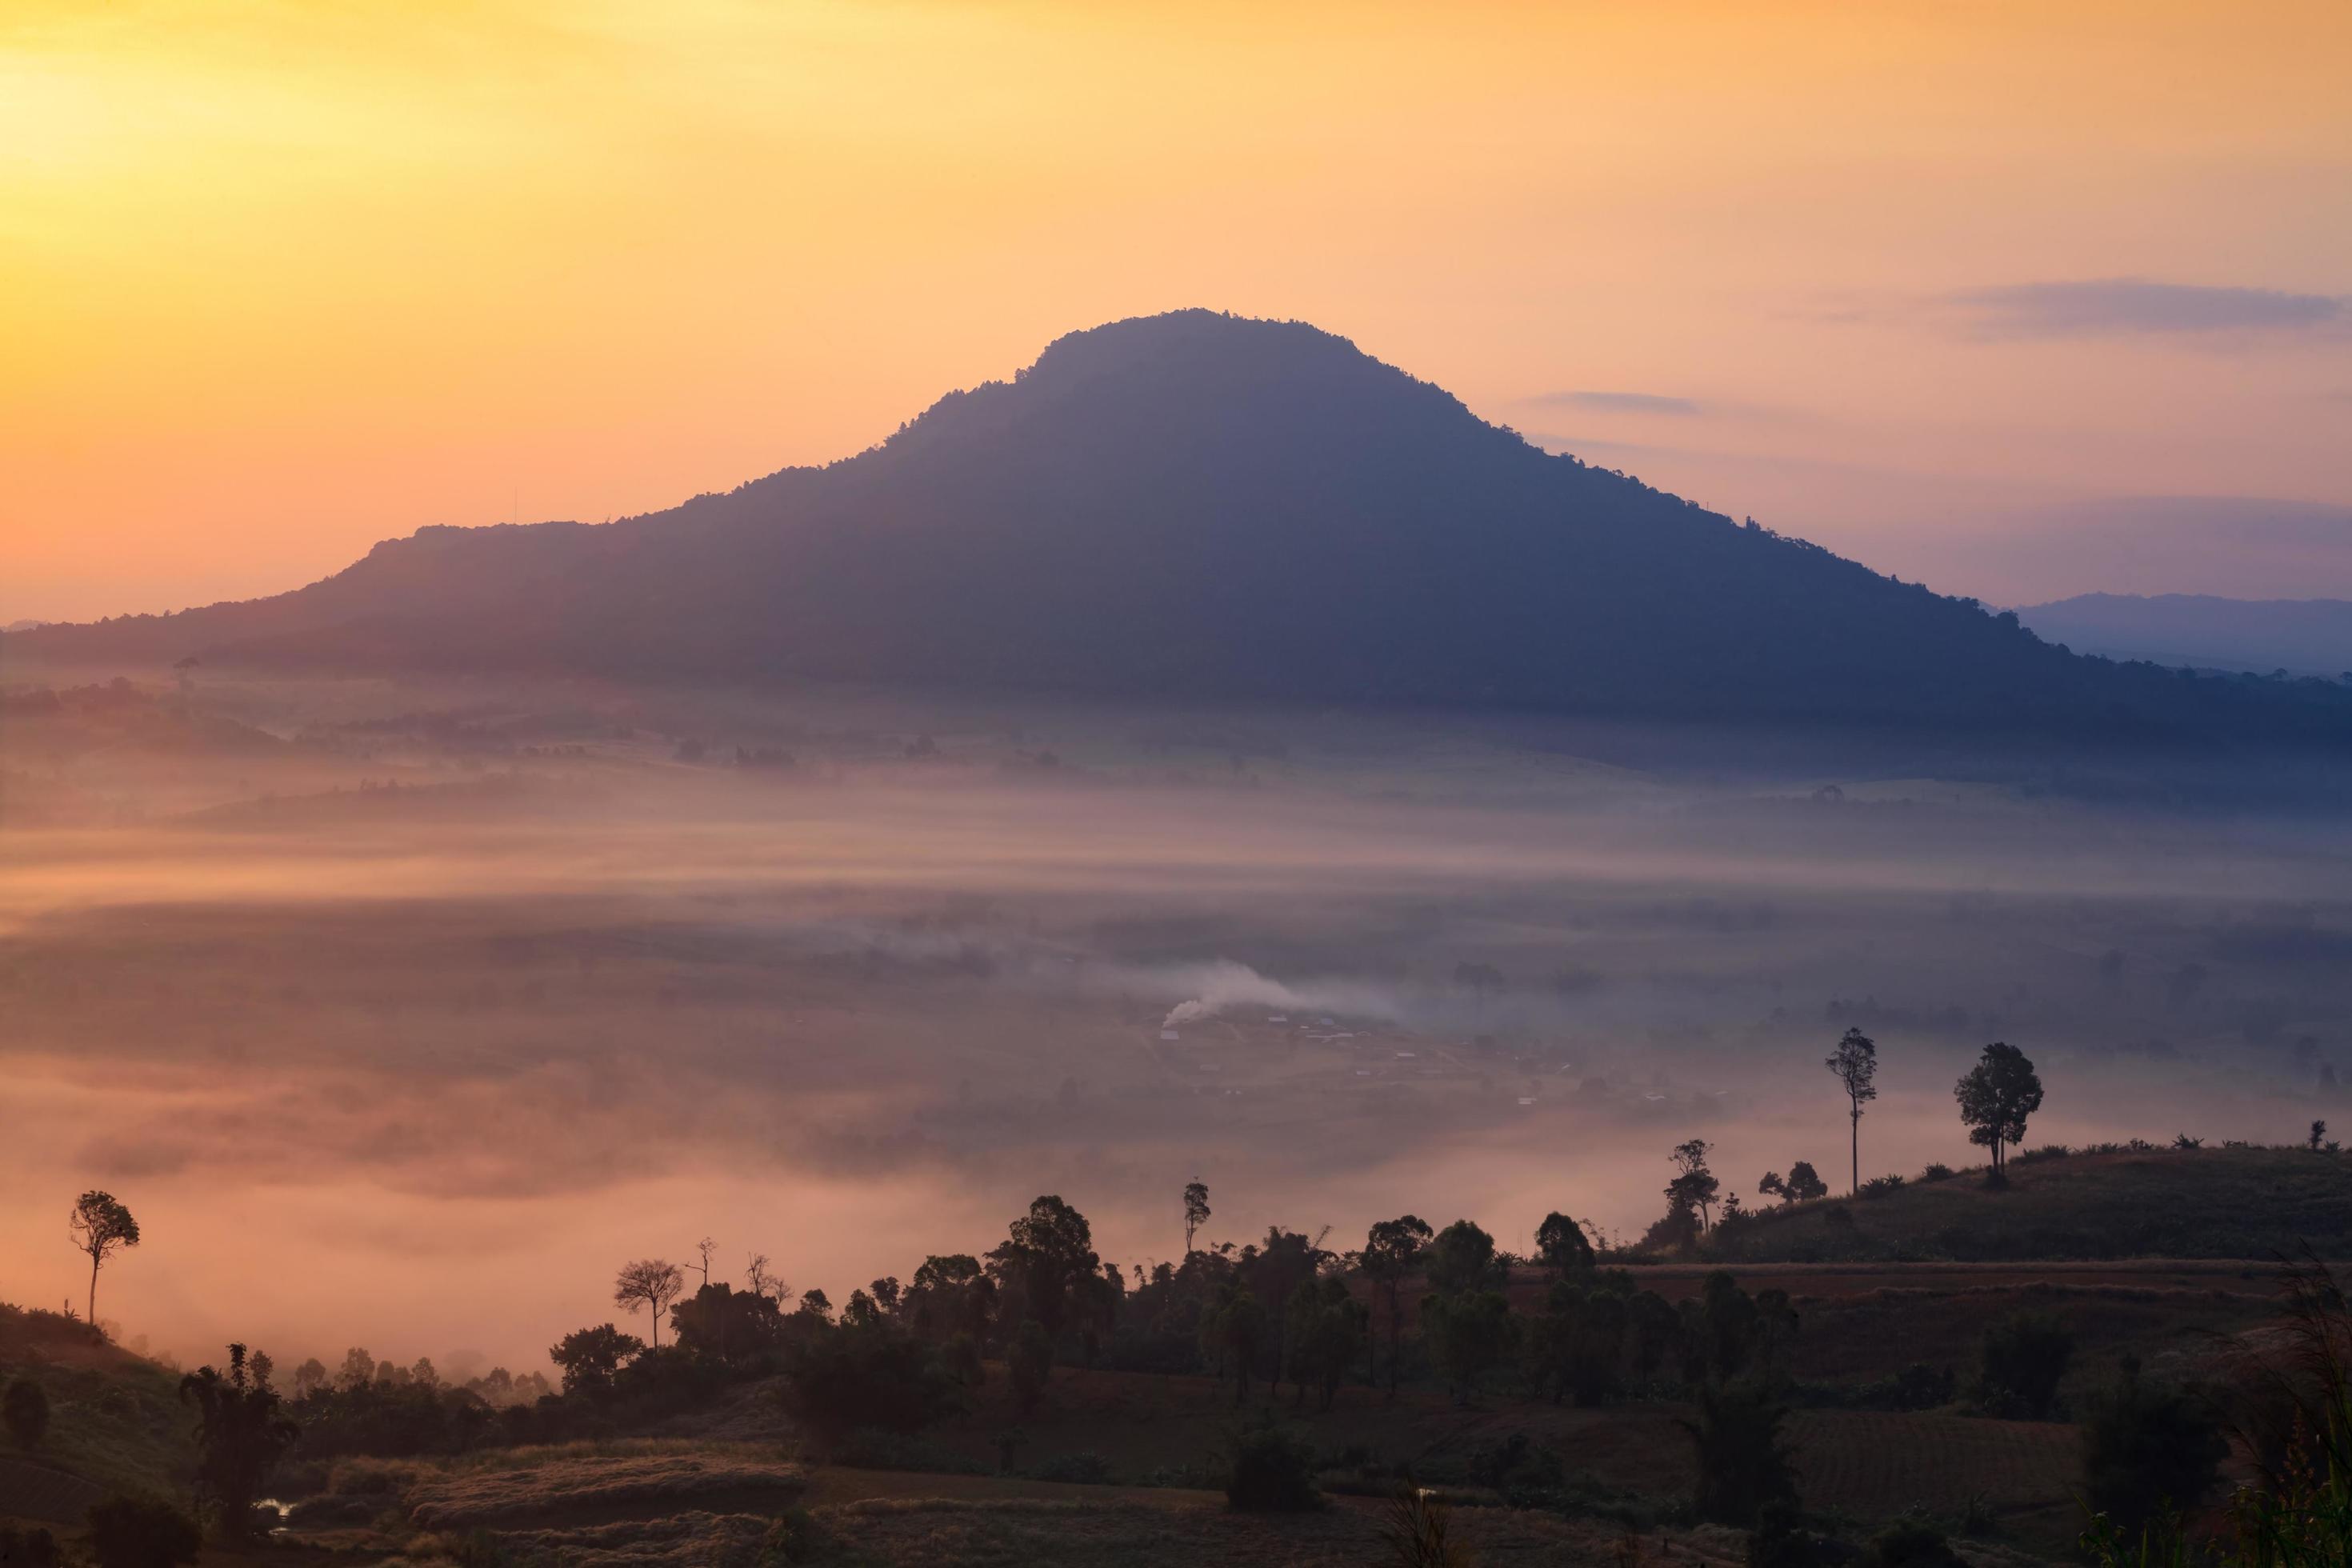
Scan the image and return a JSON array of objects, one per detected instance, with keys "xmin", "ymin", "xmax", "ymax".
[{"xmin": 3, "ymin": 670, "xmax": 2347, "ymax": 1371}]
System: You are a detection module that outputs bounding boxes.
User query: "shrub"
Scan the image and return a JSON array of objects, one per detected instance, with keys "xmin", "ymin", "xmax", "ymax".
[
  {"xmin": 1381, "ymin": 1486, "xmax": 1472, "ymax": 1568},
  {"xmin": 2, "ymin": 1377, "xmax": 49, "ymax": 1448},
  {"xmin": 0, "ymin": 1526, "xmax": 59, "ymax": 1568},
  {"xmin": 2014, "ymin": 1144, "xmax": 2073, "ymax": 1165},
  {"xmin": 84, "ymin": 1495, "xmax": 202, "ymax": 1568},
  {"xmin": 1978, "ymin": 1311, "xmax": 2074, "ymax": 1419},
  {"xmin": 1869, "ymin": 1516, "xmax": 1964, "ymax": 1567},
  {"xmin": 2079, "ymin": 1359, "xmax": 2227, "ymax": 1542},
  {"xmin": 1748, "ymin": 1498, "xmax": 1820, "ymax": 1568},
  {"xmin": 1919, "ymin": 1163, "xmax": 1955, "ymax": 1183},
  {"xmin": 1858, "ymin": 1174, "xmax": 1906, "ymax": 1199},
  {"xmin": 1224, "ymin": 1414, "xmax": 1321, "ymax": 1511},
  {"xmin": 1680, "ymin": 1380, "xmax": 1797, "ymax": 1526}
]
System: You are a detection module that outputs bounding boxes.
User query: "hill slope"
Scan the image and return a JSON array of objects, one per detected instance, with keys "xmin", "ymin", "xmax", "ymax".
[
  {"xmin": 2016, "ymin": 592, "xmax": 2352, "ymax": 677},
  {"xmin": 17, "ymin": 310, "xmax": 2352, "ymax": 745},
  {"xmin": 1702, "ymin": 1145, "xmax": 2352, "ymax": 1264}
]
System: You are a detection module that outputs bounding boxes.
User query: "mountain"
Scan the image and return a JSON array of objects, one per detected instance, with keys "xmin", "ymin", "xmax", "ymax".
[
  {"xmin": 13, "ymin": 310, "xmax": 2351, "ymax": 746},
  {"xmin": 2016, "ymin": 593, "xmax": 2352, "ymax": 678}
]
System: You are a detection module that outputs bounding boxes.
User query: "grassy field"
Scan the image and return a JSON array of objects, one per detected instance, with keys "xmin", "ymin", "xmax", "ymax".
[
  {"xmin": 0, "ymin": 1302, "xmax": 195, "ymax": 1518},
  {"xmin": 1702, "ymin": 1146, "xmax": 2352, "ymax": 1263}
]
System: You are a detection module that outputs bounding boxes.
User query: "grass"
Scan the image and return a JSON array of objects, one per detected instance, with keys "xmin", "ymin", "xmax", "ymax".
[
  {"xmin": 0, "ymin": 1302, "xmax": 196, "ymax": 1509},
  {"xmin": 1702, "ymin": 1146, "xmax": 2352, "ymax": 1264},
  {"xmin": 377, "ymin": 1442, "xmax": 806, "ymax": 1529}
]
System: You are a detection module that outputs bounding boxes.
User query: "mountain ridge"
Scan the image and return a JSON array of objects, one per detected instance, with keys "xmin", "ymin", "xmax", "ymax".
[{"xmin": 14, "ymin": 310, "xmax": 2351, "ymax": 747}]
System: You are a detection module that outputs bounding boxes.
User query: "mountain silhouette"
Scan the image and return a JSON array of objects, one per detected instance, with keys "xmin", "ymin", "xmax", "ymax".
[{"xmin": 16, "ymin": 310, "xmax": 2351, "ymax": 745}]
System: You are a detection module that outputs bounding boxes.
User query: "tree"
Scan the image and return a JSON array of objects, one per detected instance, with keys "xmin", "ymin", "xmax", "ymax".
[
  {"xmin": 744, "ymin": 1253, "xmax": 790, "ymax": 1306},
  {"xmin": 1534, "ymin": 1211, "xmax": 1596, "ymax": 1276},
  {"xmin": 1361, "ymin": 1215, "xmax": 1432, "ymax": 1393},
  {"xmin": 1203, "ymin": 1285, "xmax": 1267, "ymax": 1406},
  {"xmin": 1783, "ymin": 1162, "xmax": 1828, "ymax": 1203},
  {"xmin": 336, "ymin": 1347, "xmax": 375, "ymax": 1391},
  {"xmin": 1667, "ymin": 1139, "xmax": 1720, "ymax": 1230},
  {"xmin": 3, "ymin": 1378, "xmax": 49, "ymax": 1450},
  {"xmin": 614, "ymin": 1259, "xmax": 686, "ymax": 1349},
  {"xmin": 178, "ymin": 1345, "xmax": 298, "ymax": 1542},
  {"xmin": 1421, "ymin": 1289, "xmax": 1518, "ymax": 1404},
  {"xmin": 1628, "ymin": 1290, "xmax": 1680, "ymax": 1382},
  {"xmin": 1423, "ymin": 1219, "xmax": 1502, "ymax": 1296},
  {"xmin": 550, "ymin": 1324, "xmax": 643, "ymax": 1395},
  {"xmin": 1954, "ymin": 1042, "xmax": 2044, "ymax": 1175},
  {"xmin": 84, "ymin": 1496, "xmax": 200, "ymax": 1568},
  {"xmin": 1679, "ymin": 1378, "xmax": 1798, "ymax": 1526},
  {"xmin": 1008, "ymin": 1318, "xmax": 1054, "ymax": 1414},
  {"xmin": 987, "ymin": 1195, "xmax": 1100, "ymax": 1339},
  {"xmin": 1825, "ymin": 1027, "xmax": 1879, "ymax": 1196},
  {"xmin": 1224, "ymin": 1412, "xmax": 1319, "ymax": 1511},
  {"xmin": 1284, "ymin": 1277, "xmax": 1367, "ymax": 1410},
  {"xmin": 290, "ymin": 1358, "xmax": 326, "ymax": 1398},
  {"xmin": 2313, "ymin": 1119, "xmax": 2329, "ymax": 1152},
  {"xmin": 1183, "ymin": 1181, "xmax": 1211, "ymax": 1254},
  {"xmin": 68, "ymin": 1191, "xmax": 139, "ymax": 1330},
  {"xmin": 693, "ymin": 1236, "xmax": 717, "ymax": 1290}
]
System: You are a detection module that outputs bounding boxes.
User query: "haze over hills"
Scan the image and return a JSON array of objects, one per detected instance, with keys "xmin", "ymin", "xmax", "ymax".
[
  {"xmin": 2015, "ymin": 593, "xmax": 2352, "ymax": 678},
  {"xmin": 14, "ymin": 310, "xmax": 2350, "ymax": 748}
]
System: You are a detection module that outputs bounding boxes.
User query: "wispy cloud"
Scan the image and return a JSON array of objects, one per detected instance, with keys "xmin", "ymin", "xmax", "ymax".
[
  {"xmin": 1522, "ymin": 390, "xmax": 1704, "ymax": 416},
  {"xmin": 1947, "ymin": 279, "xmax": 2344, "ymax": 340}
]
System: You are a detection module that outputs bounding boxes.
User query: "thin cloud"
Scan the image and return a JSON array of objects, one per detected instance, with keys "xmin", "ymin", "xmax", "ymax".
[
  {"xmin": 1522, "ymin": 390, "xmax": 1705, "ymax": 416},
  {"xmin": 1948, "ymin": 278, "xmax": 2344, "ymax": 339}
]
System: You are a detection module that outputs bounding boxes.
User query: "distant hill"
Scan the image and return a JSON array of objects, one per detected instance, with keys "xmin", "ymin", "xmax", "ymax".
[
  {"xmin": 15, "ymin": 310, "xmax": 2352, "ymax": 748},
  {"xmin": 1701, "ymin": 1144, "xmax": 2352, "ymax": 1264},
  {"xmin": 2016, "ymin": 592, "xmax": 2352, "ymax": 678}
]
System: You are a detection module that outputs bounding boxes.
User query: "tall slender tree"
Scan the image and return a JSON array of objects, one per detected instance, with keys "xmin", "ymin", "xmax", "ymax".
[
  {"xmin": 1823, "ymin": 1027, "xmax": 1879, "ymax": 1196},
  {"xmin": 1360, "ymin": 1215, "xmax": 1433, "ymax": 1394},
  {"xmin": 1182, "ymin": 1181, "xmax": 1211, "ymax": 1254},
  {"xmin": 68, "ymin": 1191, "xmax": 139, "ymax": 1330}
]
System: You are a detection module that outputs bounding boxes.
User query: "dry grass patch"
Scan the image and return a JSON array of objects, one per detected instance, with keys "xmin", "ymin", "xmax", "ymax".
[{"xmin": 402, "ymin": 1443, "xmax": 804, "ymax": 1528}]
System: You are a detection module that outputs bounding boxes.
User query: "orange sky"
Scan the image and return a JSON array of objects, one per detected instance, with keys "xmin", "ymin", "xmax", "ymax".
[{"xmin": 4, "ymin": 0, "xmax": 2348, "ymax": 623}]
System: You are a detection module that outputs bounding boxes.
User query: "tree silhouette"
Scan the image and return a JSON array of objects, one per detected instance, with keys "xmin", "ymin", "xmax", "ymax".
[
  {"xmin": 1360, "ymin": 1215, "xmax": 1432, "ymax": 1393},
  {"xmin": 1422, "ymin": 1219, "xmax": 1502, "ymax": 1296},
  {"xmin": 1666, "ymin": 1139, "xmax": 1719, "ymax": 1230},
  {"xmin": 1825, "ymin": 1027, "xmax": 1879, "ymax": 1195},
  {"xmin": 179, "ymin": 1344, "xmax": 298, "ymax": 1542},
  {"xmin": 613, "ymin": 1259, "xmax": 685, "ymax": 1349},
  {"xmin": 1954, "ymin": 1042, "xmax": 2044, "ymax": 1175},
  {"xmin": 988, "ymin": 1195, "xmax": 1100, "ymax": 1339},
  {"xmin": 552, "ymin": 1326, "xmax": 649, "ymax": 1401},
  {"xmin": 68, "ymin": 1191, "xmax": 139, "ymax": 1330},
  {"xmin": 1182, "ymin": 1181, "xmax": 1211, "ymax": 1254},
  {"xmin": 1783, "ymin": 1161, "xmax": 1828, "ymax": 1203},
  {"xmin": 1534, "ymin": 1211, "xmax": 1596, "ymax": 1275}
]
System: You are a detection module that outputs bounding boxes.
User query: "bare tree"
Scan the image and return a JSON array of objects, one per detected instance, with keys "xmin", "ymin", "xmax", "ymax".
[
  {"xmin": 694, "ymin": 1237, "xmax": 717, "ymax": 1291},
  {"xmin": 68, "ymin": 1191, "xmax": 140, "ymax": 1330},
  {"xmin": 745, "ymin": 1253, "xmax": 790, "ymax": 1306},
  {"xmin": 614, "ymin": 1259, "xmax": 686, "ymax": 1349},
  {"xmin": 1182, "ymin": 1181, "xmax": 1210, "ymax": 1254},
  {"xmin": 1823, "ymin": 1027, "xmax": 1879, "ymax": 1196}
]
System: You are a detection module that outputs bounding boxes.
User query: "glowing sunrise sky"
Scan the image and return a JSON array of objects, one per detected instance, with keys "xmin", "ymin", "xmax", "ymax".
[{"xmin": 4, "ymin": 0, "xmax": 2348, "ymax": 623}]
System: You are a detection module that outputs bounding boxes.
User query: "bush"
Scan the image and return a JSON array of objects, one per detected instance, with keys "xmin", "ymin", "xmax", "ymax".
[
  {"xmin": 84, "ymin": 1495, "xmax": 201, "ymax": 1568},
  {"xmin": 1858, "ymin": 1174, "xmax": 1906, "ymax": 1200},
  {"xmin": 1748, "ymin": 1498, "xmax": 1820, "ymax": 1568},
  {"xmin": 1978, "ymin": 1311, "xmax": 2074, "ymax": 1419},
  {"xmin": 1919, "ymin": 1163, "xmax": 1955, "ymax": 1183},
  {"xmin": 0, "ymin": 1526, "xmax": 59, "ymax": 1568},
  {"xmin": 1224, "ymin": 1414, "xmax": 1321, "ymax": 1511},
  {"xmin": 1869, "ymin": 1516, "xmax": 1964, "ymax": 1567},
  {"xmin": 2079, "ymin": 1360, "xmax": 2227, "ymax": 1541},
  {"xmin": 2, "ymin": 1377, "xmax": 49, "ymax": 1448}
]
